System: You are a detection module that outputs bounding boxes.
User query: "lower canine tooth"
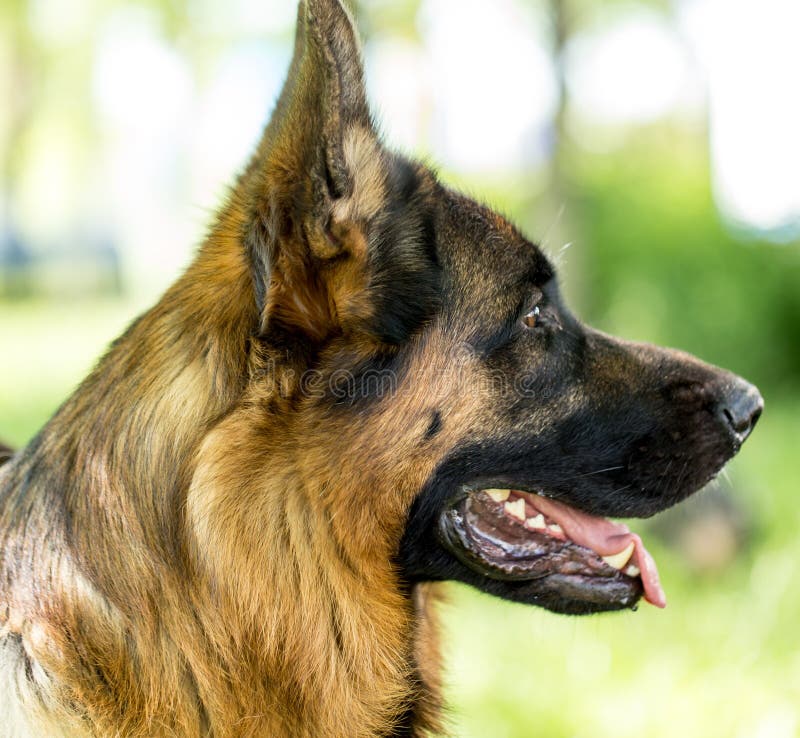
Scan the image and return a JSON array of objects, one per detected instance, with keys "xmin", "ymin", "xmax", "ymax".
[
  {"xmin": 625, "ymin": 564, "xmax": 641, "ymax": 577},
  {"xmin": 486, "ymin": 489, "xmax": 510, "ymax": 503},
  {"xmin": 525, "ymin": 514, "xmax": 546, "ymax": 529},
  {"xmin": 602, "ymin": 541, "xmax": 636, "ymax": 570},
  {"xmin": 504, "ymin": 498, "xmax": 526, "ymax": 521}
]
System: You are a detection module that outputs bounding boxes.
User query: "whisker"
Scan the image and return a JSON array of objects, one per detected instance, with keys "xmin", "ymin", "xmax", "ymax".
[
  {"xmin": 541, "ymin": 203, "xmax": 566, "ymax": 249},
  {"xmin": 562, "ymin": 465, "xmax": 626, "ymax": 480}
]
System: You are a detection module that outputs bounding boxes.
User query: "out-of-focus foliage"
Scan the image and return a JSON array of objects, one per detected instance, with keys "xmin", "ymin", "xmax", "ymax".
[
  {"xmin": 572, "ymin": 134, "xmax": 800, "ymax": 390},
  {"xmin": 1, "ymin": 0, "xmax": 798, "ymax": 736}
]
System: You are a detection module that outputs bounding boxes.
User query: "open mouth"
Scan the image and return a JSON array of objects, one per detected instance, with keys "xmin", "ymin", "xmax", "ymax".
[{"xmin": 437, "ymin": 488, "xmax": 666, "ymax": 613}]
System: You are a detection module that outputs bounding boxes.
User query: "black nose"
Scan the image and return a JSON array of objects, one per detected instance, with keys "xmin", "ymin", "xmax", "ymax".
[{"xmin": 718, "ymin": 379, "xmax": 763, "ymax": 442}]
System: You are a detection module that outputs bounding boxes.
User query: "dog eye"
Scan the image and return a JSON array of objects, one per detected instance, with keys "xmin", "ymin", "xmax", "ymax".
[{"xmin": 522, "ymin": 306, "xmax": 541, "ymax": 329}]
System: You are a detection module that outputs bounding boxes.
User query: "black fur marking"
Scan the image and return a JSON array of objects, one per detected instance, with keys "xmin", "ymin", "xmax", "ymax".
[
  {"xmin": 424, "ymin": 411, "xmax": 442, "ymax": 440},
  {"xmin": 390, "ymin": 157, "xmax": 422, "ymax": 203},
  {"xmin": 366, "ymin": 155, "xmax": 441, "ymax": 345},
  {"xmin": 245, "ymin": 216, "xmax": 271, "ymax": 319},
  {"xmin": 522, "ymin": 248, "xmax": 555, "ymax": 287},
  {"xmin": 327, "ymin": 349, "xmax": 405, "ymax": 406}
]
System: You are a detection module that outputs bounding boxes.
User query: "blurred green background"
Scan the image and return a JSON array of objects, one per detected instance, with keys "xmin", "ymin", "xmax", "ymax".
[{"xmin": 1, "ymin": 0, "xmax": 799, "ymax": 736}]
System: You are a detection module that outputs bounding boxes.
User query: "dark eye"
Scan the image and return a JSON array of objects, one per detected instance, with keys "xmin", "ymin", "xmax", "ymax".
[{"xmin": 522, "ymin": 305, "xmax": 541, "ymax": 329}]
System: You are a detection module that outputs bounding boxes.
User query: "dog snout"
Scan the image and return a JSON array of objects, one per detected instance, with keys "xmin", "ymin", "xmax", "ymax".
[{"xmin": 716, "ymin": 378, "xmax": 763, "ymax": 443}]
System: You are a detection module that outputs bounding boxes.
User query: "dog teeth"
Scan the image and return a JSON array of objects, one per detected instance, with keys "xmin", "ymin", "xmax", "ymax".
[
  {"xmin": 504, "ymin": 498, "xmax": 526, "ymax": 521},
  {"xmin": 486, "ymin": 488, "xmax": 511, "ymax": 503},
  {"xmin": 602, "ymin": 541, "xmax": 636, "ymax": 570},
  {"xmin": 525, "ymin": 514, "xmax": 546, "ymax": 530},
  {"xmin": 625, "ymin": 564, "xmax": 641, "ymax": 578},
  {"xmin": 548, "ymin": 523, "xmax": 564, "ymax": 535}
]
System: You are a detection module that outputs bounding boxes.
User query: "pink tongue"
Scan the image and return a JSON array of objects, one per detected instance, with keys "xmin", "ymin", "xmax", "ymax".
[{"xmin": 530, "ymin": 494, "xmax": 666, "ymax": 608}]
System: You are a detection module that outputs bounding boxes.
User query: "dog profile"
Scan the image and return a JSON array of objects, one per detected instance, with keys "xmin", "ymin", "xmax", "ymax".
[{"xmin": 0, "ymin": 1, "xmax": 762, "ymax": 736}]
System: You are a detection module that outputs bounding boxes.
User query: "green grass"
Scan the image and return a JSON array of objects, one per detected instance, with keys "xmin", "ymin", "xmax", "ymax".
[{"xmin": 2, "ymin": 300, "xmax": 799, "ymax": 737}]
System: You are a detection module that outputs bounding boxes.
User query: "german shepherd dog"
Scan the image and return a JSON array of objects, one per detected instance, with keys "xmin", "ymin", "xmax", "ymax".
[{"xmin": 0, "ymin": 1, "xmax": 763, "ymax": 736}]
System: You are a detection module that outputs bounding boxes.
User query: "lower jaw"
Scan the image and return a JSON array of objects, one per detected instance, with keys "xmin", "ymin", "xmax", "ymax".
[
  {"xmin": 437, "ymin": 493, "xmax": 644, "ymax": 613},
  {"xmin": 479, "ymin": 575, "xmax": 643, "ymax": 615}
]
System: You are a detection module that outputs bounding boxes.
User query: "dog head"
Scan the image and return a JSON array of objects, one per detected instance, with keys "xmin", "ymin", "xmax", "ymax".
[{"xmin": 231, "ymin": 0, "xmax": 762, "ymax": 615}]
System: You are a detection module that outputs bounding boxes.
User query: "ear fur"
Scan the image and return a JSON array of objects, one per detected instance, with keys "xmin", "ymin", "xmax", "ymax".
[{"xmin": 243, "ymin": 0, "xmax": 392, "ymax": 342}]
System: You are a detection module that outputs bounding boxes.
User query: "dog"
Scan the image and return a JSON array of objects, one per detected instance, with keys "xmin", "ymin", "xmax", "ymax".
[{"xmin": 0, "ymin": 1, "xmax": 763, "ymax": 736}]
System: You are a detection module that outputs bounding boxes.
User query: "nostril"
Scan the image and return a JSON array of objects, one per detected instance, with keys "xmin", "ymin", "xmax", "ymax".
[
  {"xmin": 722, "ymin": 406, "xmax": 752, "ymax": 434},
  {"xmin": 719, "ymin": 383, "xmax": 764, "ymax": 441},
  {"xmin": 722, "ymin": 407, "xmax": 737, "ymax": 430}
]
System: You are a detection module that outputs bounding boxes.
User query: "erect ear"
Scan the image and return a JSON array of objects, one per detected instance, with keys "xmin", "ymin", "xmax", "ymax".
[{"xmin": 244, "ymin": 0, "xmax": 392, "ymax": 343}]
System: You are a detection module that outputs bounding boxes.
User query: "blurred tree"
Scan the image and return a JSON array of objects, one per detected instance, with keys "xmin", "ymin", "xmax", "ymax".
[{"xmin": 1, "ymin": 1, "xmax": 40, "ymax": 295}]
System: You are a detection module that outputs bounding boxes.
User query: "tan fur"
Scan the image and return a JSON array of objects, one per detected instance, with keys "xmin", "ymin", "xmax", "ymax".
[
  {"xmin": 332, "ymin": 127, "xmax": 388, "ymax": 223},
  {"xmin": 0, "ymin": 148, "xmax": 485, "ymax": 736},
  {"xmin": 0, "ymin": 3, "xmax": 503, "ymax": 735}
]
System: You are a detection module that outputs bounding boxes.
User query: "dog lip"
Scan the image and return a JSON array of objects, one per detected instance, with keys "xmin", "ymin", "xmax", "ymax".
[
  {"xmin": 437, "ymin": 493, "xmax": 646, "ymax": 612},
  {"xmin": 438, "ymin": 487, "xmax": 667, "ymax": 610}
]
